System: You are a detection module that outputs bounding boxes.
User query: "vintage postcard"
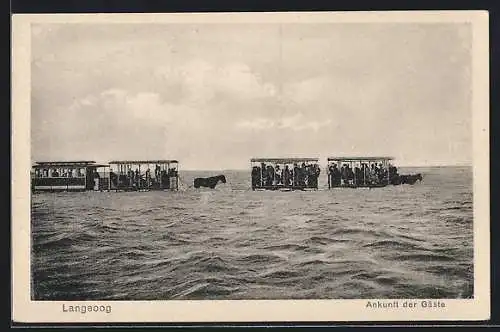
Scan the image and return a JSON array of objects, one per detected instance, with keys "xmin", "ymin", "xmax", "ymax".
[{"xmin": 12, "ymin": 11, "xmax": 489, "ymax": 323}]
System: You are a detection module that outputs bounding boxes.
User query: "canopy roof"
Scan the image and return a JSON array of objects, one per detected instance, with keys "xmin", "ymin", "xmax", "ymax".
[
  {"xmin": 251, "ymin": 158, "xmax": 319, "ymax": 163},
  {"xmin": 91, "ymin": 164, "xmax": 110, "ymax": 168},
  {"xmin": 108, "ymin": 160, "xmax": 178, "ymax": 164},
  {"xmin": 33, "ymin": 161, "xmax": 96, "ymax": 167},
  {"xmin": 327, "ymin": 156, "xmax": 394, "ymax": 161}
]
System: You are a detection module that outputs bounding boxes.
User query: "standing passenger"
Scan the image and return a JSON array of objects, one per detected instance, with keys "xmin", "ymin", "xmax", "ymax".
[
  {"xmin": 299, "ymin": 163, "xmax": 307, "ymax": 187},
  {"xmin": 310, "ymin": 164, "xmax": 320, "ymax": 188},
  {"xmin": 146, "ymin": 168, "xmax": 151, "ymax": 188},
  {"xmin": 293, "ymin": 163, "xmax": 299, "ymax": 187},
  {"xmin": 275, "ymin": 165, "xmax": 281, "ymax": 185},
  {"xmin": 354, "ymin": 166, "xmax": 362, "ymax": 186},
  {"xmin": 155, "ymin": 165, "xmax": 161, "ymax": 180},
  {"xmin": 333, "ymin": 164, "xmax": 341, "ymax": 186},
  {"xmin": 283, "ymin": 165, "xmax": 291, "ymax": 187},
  {"xmin": 341, "ymin": 164, "xmax": 349, "ymax": 186},
  {"xmin": 363, "ymin": 164, "xmax": 370, "ymax": 185},
  {"xmin": 370, "ymin": 164, "xmax": 378, "ymax": 184},
  {"xmin": 328, "ymin": 165, "xmax": 334, "ymax": 187},
  {"xmin": 251, "ymin": 166, "xmax": 260, "ymax": 189},
  {"xmin": 266, "ymin": 164, "xmax": 275, "ymax": 186}
]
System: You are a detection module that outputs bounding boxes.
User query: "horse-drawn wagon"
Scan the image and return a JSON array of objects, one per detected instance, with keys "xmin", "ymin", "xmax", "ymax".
[
  {"xmin": 108, "ymin": 160, "xmax": 179, "ymax": 191},
  {"xmin": 327, "ymin": 156, "xmax": 395, "ymax": 189},
  {"xmin": 326, "ymin": 156, "xmax": 422, "ymax": 188},
  {"xmin": 250, "ymin": 157, "xmax": 321, "ymax": 191},
  {"xmin": 31, "ymin": 161, "xmax": 111, "ymax": 192},
  {"xmin": 31, "ymin": 159, "xmax": 180, "ymax": 192}
]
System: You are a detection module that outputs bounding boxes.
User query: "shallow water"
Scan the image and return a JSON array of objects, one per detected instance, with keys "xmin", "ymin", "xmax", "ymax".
[{"xmin": 31, "ymin": 166, "xmax": 473, "ymax": 300}]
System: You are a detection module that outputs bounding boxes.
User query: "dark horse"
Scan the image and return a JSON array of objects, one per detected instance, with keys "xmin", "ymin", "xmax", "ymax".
[
  {"xmin": 194, "ymin": 175, "xmax": 227, "ymax": 189},
  {"xmin": 399, "ymin": 173, "xmax": 423, "ymax": 185}
]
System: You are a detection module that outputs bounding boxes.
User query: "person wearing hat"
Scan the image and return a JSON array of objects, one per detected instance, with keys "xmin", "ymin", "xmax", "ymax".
[{"xmin": 274, "ymin": 165, "xmax": 281, "ymax": 185}]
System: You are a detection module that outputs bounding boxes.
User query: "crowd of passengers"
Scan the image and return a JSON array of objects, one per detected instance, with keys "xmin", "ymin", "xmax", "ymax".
[
  {"xmin": 34, "ymin": 168, "xmax": 85, "ymax": 178},
  {"xmin": 252, "ymin": 162, "xmax": 321, "ymax": 188},
  {"xmin": 328, "ymin": 163, "xmax": 399, "ymax": 186},
  {"xmin": 110, "ymin": 165, "xmax": 178, "ymax": 188},
  {"xmin": 33, "ymin": 165, "xmax": 178, "ymax": 188}
]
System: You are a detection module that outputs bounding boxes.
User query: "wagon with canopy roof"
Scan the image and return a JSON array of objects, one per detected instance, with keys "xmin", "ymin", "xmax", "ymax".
[
  {"xmin": 250, "ymin": 158, "xmax": 321, "ymax": 191},
  {"xmin": 326, "ymin": 156, "xmax": 397, "ymax": 189},
  {"xmin": 108, "ymin": 160, "xmax": 179, "ymax": 191},
  {"xmin": 31, "ymin": 161, "xmax": 111, "ymax": 192}
]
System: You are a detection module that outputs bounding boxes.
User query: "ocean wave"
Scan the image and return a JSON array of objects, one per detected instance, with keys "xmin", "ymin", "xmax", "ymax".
[
  {"xmin": 440, "ymin": 215, "xmax": 471, "ymax": 224},
  {"xmin": 170, "ymin": 277, "xmax": 239, "ymax": 299},
  {"xmin": 305, "ymin": 236, "xmax": 351, "ymax": 245},
  {"xmin": 158, "ymin": 232, "xmax": 193, "ymax": 245},
  {"xmin": 294, "ymin": 259, "xmax": 331, "ymax": 268},
  {"xmin": 261, "ymin": 243, "xmax": 311, "ymax": 251},
  {"xmin": 362, "ymin": 239, "xmax": 424, "ymax": 251},
  {"xmin": 234, "ymin": 253, "xmax": 286, "ymax": 264},
  {"xmin": 31, "ymin": 167, "xmax": 474, "ymax": 300},
  {"xmin": 331, "ymin": 227, "xmax": 383, "ymax": 238},
  {"xmin": 391, "ymin": 253, "xmax": 455, "ymax": 262}
]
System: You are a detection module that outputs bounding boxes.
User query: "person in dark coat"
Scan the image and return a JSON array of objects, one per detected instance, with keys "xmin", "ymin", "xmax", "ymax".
[
  {"xmin": 283, "ymin": 165, "xmax": 291, "ymax": 187},
  {"xmin": 293, "ymin": 163, "xmax": 299, "ymax": 186},
  {"xmin": 275, "ymin": 165, "xmax": 282, "ymax": 185},
  {"xmin": 251, "ymin": 166, "xmax": 261, "ymax": 189}
]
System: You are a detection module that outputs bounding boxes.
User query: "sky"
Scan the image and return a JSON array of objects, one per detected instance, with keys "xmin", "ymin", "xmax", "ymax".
[{"xmin": 31, "ymin": 22, "xmax": 472, "ymax": 170}]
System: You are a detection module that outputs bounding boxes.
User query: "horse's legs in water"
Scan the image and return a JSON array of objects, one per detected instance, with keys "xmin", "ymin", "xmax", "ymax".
[{"xmin": 211, "ymin": 178, "xmax": 221, "ymax": 189}]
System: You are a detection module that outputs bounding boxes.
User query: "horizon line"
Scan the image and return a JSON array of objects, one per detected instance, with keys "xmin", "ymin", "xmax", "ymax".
[{"xmin": 178, "ymin": 164, "xmax": 472, "ymax": 171}]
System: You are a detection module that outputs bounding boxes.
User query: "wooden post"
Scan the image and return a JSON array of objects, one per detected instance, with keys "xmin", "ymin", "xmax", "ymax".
[
  {"xmin": 84, "ymin": 167, "xmax": 87, "ymax": 191},
  {"xmin": 260, "ymin": 162, "xmax": 263, "ymax": 188},
  {"xmin": 369, "ymin": 161, "xmax": 372, "ymax": 186},
  {"xmin": 363, "ymin": 161, "xmax": 366, "ymax": 186},
  {"xmin": 167, "ymin": 162, "xmax": 170, "ymax": 190},
  {"xmin": 176, "ymin": 162, "xmax": 179, "ymax": 191},
  {"xmin": 250, "ymin": 161, "xmax": 253, "ymax": 190},
  {"xmin": 327, "ymin": 162, "xmax": 331, "ymax": 189},
  {"xmin": 272, "ymin": 161, "xmax": 275, "ymax": 188},
  {"xmin": 353, "ymin": 161, "xmax": 356, "ymax": 188},
  {"xmin": 387, "ymin": 160, "xmax": 390, "ymax": 185},
  {"xmin": 138, "ymin": 164, "xmax": 141, "ymax": 190}
]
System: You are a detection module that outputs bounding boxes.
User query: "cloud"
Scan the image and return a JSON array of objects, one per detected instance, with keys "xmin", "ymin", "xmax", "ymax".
[
  {"xmin": 154, "ymin": 60, "xmax": 277, "ymax": 105},
  {"xmin": 68, "ymin": 88, "xmax": 208, "ymax": 130},
  {"xmin": 236, "ymin": 113, "xmax": 333, "ymax": 132},
  {"xmin": 32, "ymin": 55, "xmax": 283, "ymax": 168},
  {"xmin": 31, "ymin": 23, "xmax": 473, "ymax": 168},
  {"xmin": 236, "ymin": 118, "xmax": 276, "ymax": 130}
]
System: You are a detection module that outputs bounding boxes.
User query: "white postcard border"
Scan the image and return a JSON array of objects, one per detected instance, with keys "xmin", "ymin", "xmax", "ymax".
[{"xmin": 11, "ymin": 11, "xmax": 490, "ymax": 323}]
